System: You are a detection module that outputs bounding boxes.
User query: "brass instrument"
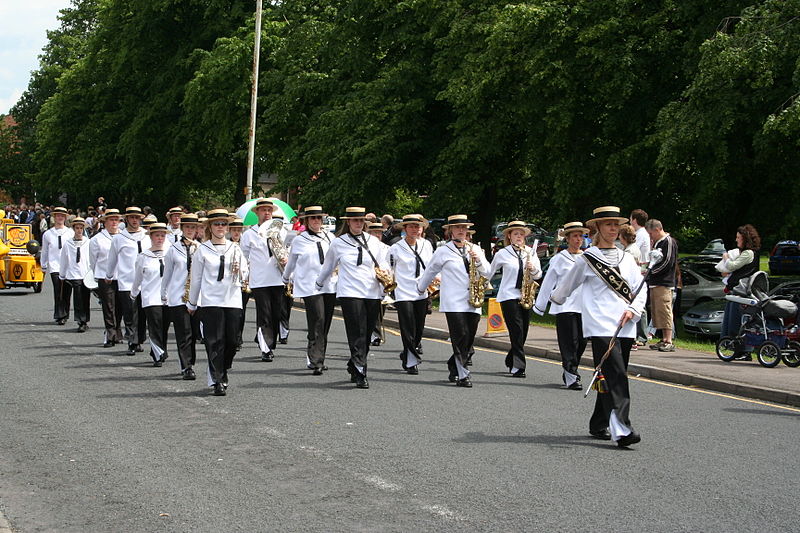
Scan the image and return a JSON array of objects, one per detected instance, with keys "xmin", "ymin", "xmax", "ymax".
[
  {"xmin": 466, "ymin": 242, "xmax": 489, "ymax": 308},
  {"xmin": 427, "ymin": 279, "xmax": 441, "ymax": 299},
  {"xmin": 519, "ymin": 242, "xmax": 539, "ymax": 310},
  {"xmin": 231, "ymin": 242, "xmax": 251, "ymax": 293},
  {"xmin": 375, "ymin": 266, "xmax": 397, "ymax": 293},
  {"xmin": 264, "ymin": 218, "xmax": 292, "ymax": 297},
  {"xmin": 181, "ymin": 237, "xmax": 199, "ymax": 303}
]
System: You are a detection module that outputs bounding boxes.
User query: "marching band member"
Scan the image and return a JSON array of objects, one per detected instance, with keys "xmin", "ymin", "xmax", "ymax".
[
  {"xmin": 162, "ymin": 213, "xmax": 202, "ymax": 379},
  {"xmin": 282, "ymin": 206, "xmax": 337, "ymax": 375},
  {"xmin": 91, "ymin": 208, "xmax": 124, "ymax": 347},
  {"xmin": 142, "ymin": 213, "xmax": 157, "ymax": 230},
  {"xmin": 274, "ymin": 214, "xmax": 292, "ymax": 345},
  {"xmin": 487, "ymin": 221, "xmax": 542, "ymax": 378},
  {"xmin": 186, "ymin": 210, "xmax": 247, "ymax": 396},
  {"xmin": 131, "ymin": 223, "xmax": 170, "ymax": 367},
  {"xmin": 388, "ymin": 214, "xmax": 434, "ymax": 374},
  {"xmin": 550, "ymin": 206, "xmax": 646, "ymax": 447},
  {"xmin": 417, "ymin": 215, "xmax": 489, "ymax": 387},
  {"xmin": 58, "ymin": 217, "xmax": 91, "ymax": 332},
  {"xmin": 228, "ymin": 217, "xmax": 248, "ymax": 350},
  {"xmin": 41, "ymin": 206, "xmax": 74, "ymax": 325},
  {"xmin": 534, "ymin": 221, "xmax": 589, "ymax": 389},
  {"xmin": 106, "ymin": 207, "xmax": 150, "ymax": 356},
  {"xmin": 166, "ymin": 206, "xmax": 183, "ymax": 243},
  {"xmin": 315, "ymin": 207, "xmax": 389, "ymax": 389},
  {"xmin": 367, "ymin": 221, "xmax": 390, "ymax": 347},
  {"xmin": 240, "ymin": 199, "xmax": 286, "ymax": 362}
]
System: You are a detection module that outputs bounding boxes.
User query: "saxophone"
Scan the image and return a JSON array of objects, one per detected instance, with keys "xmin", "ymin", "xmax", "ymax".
[
  {"xmin": 519, "ymin": 245, "xmax": 539, "ymax": 310},
  {"xmin": 264, "ymin": 218, "xmax": 292, "ymax": 297},
  {"xmin": 181, "ymin": 237, "xmax": 199, "ymax": 303},
  {"xmin": 466, "ymin": 242, "xmax": 489, "ymax": 308}
]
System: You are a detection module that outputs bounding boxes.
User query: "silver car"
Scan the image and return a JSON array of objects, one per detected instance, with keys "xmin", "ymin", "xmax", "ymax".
[{"xmin": 682, "ymin": 299, "xmax": 725, "ymax": 337}]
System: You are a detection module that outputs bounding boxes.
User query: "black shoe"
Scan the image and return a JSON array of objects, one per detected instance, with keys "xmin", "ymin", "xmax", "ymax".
[
  {"xmin": 159, "ymin": 353, "xmax": 169, "ymax": 363},
  {"xmin": 261, "ymin": 351, "xmax": 274, "ymax": 362},
  {"xmin": 153, "ymin": 360, "xmax": 162, "ymax": 367},
  {"xmin": 370, "ymin": 338, "xmax": 381, "ymax": 347},
  {"xmin": 733, "ymin": 352, "xmax": 753, "ymax": 361},
  {"xmin": 567, "ymin": 382, "xmax": 583, "ymax": 391},
  {"xmin": 448, "ymin": 374, "xmax": 457, "ymax": 383},
  {"xmin": 126, "ymin": 345, "xmax": 136, "ymax": 356},
  {"xmin": 183, "ymin": 368, "xmax": 196, "ymax": 380},
  {"xmin": 355, "ymin": 375, "xmax": 369, "ymax": 389},
  {"xmin": 511, "ymin": 369, "xmax": 526, "ymax": 378},
  {"xmin": 313, "ymin": 368, "xmax": 323, "ymax": 376},
  {"xmin": 213, "ymin": 383, "xmax": 226, "ymax": 396},
  {"xmin": 466, "ymin": 357, "xmax": 473, "ymax": 367},
  {"xmin": 456, "ymin": 377, "xmax": 473, "ymax": 388},
  {"xmin": 57, "ymin": 318, "xmax": 66, "ymax": 325},
  {"xmin": 617, "ymin": 431, "xmax": 641, "ymax": 448},
  {"xmin": 77, "ymin": 323, "xmax": 88, "ymax": 333},
  {"xmin": 417, "ymin": 345, "xmax": 423, "ymax": 355},
  {"xmin": 589, "ymin": 428, "xmax": 612, "ymax": 440},
  {"xmin": 279, "ymin": 337, "xmax": 288, "ymax": 344},
  {"xmin": 134, "ymin": 344, "xmax": 143, "ymax": 353},
  {"xmin": 103, "ymin": 341, "xmax": 114, "ymax": 348},
  {"xmin": 407, "ymin": 366, "xmax": 419, "ymax": 375}
]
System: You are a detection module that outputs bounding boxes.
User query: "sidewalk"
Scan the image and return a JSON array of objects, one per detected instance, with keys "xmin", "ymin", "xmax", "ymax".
[{"xmin": 375, "ymin": 306, "xmax": 800, "ymax": 408}]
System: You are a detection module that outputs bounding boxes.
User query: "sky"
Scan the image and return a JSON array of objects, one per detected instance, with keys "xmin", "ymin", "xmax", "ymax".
[{"xmin": 0, "ymin": 0, "xmax": 70, "ymax": 116}]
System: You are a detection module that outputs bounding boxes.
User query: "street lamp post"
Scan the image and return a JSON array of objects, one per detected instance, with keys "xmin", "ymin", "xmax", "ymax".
[{"xmin": 245, "ymin": 0, "xmax": 263, "ymax": 202}]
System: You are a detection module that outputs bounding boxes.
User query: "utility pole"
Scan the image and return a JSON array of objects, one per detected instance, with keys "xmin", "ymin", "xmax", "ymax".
[{"xmin": 245, "ymin": 0, "xmax": 263, "ymax": 202}]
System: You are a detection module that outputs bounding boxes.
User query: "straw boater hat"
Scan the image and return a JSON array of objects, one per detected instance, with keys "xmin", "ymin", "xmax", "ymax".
[
  {"xmin": 340, "ymin": 207, "xmax": 367, "ymax": 219},
  {"xmin": 69, "ymin": 217, "xmax": 86, "ymax": 227},
  {"xmin": 124, "ymin": 206, "xmax": 145, "ymax": 219},
  {"xmin": 442, "ymin": 214, "xmax": 473, "ymax": 228},
  {"xmin": 52, "ymin": 207, "xmax": 68, "ymax": 217},
  {"xmin": 562, "ymin": 221, "xmax": 589, "ymax": 236},
  {"xmin": 250, "ymin": 199, "xmax": 274, "ymax": 213},
  {"xmin": 179, "ymin": 213, "xmax": 200, "ymax": 225},
  {"xmin": 586, "ymin": 206, "xmax": 628, "ymax": 226},
  {"xmin": 142, "ymin": 214, "xmax": 157, "ymax": 228},
  {"xmin": 502, "ymin": 220, "xmax": 532, "ymax": 236},
  {"xmin": 206, "ymin": 208, "xmax": 231, "ymax": 222},
  {"xmin": 228, "ymin": 217, "xmax": 244, "ymax": 228},
  {"xmin": 166, "ymin": 206, "xmax": 183, "ymax": 217},
  {"xmin": 146, "ymin": 222, "xmax": 169, "ymax": 235},
  {"xmin": 399, "ymin": 214, "xmax": 429, "ymax": 229},
  {"xmin": 299, "ymin": 206, "xmax": 327, "ymax": 218},
  {"xmin": 367, "ymin": 222, "xmax": 383, "ymax": 232},
  {"xmin": 101, "ymin": 208, "xmax": 122, "ymax": 220}
]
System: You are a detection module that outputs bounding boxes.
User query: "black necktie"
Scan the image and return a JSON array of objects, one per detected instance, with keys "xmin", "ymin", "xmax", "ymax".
[
  {"xmin": 159, "ymin": 258, "xmax": 164, "ymax": 277},
  {"xmin": 184, "ymin": 240, "xmax": 192, "ymax": 272},
  {"xmin": 515, "ymin": 248, "xmax": 524, "ymax": 289},
  {"xmin": 413, "ymin": 244, "xmax": 421, "ymax": 277},
  {"xmin": 75, "ymin": 245, "xmax": 80, "ymax": 263},
  {"xmin": 458, "ymin": 244, "xmax": 469, "ymax": 273},
  {"xmin": 317, "ymin": 242, "xmax": 325, "ymax": 264},
  {"xmin": 58, "ymin": 235, "xmax": 62, "ymax": 249},
  {"xmin": 357, "ymin": 244, "xmax": 363, "ymax": 266},
  {"xmin": 137, "ymin": 241, "xmax": 142, "ymax": 254},
  {"xmin": 267, "ymin": 240, "xmax": 272, "ymax": 257},
  {"xmin": 217, "ymin": 255, "xmax": 225, "ymax": 281}
]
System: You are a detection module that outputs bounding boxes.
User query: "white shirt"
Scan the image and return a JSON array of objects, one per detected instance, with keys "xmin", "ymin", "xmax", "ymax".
[
  {"xmin": 240, "ymin": 221, "xmax": 286, "ymax": 288},
  {"xmin": 550, "ymin": 246, "xmax": 646, "ymax": 338},
  {"xmin": 58, "ymin": 238, "xmax": 91, "ymax": 280},
  {"xmin": 389, "ymin": 238, "xmax": 434, "ymax": 302},
  {"xmin": 635, "ymin": 226, "xmax": 650, "ymax": 264},
  {"xmin": 316, "ymin": 233, "xmax": 387, "ymax": 299},
  {"xmin": 417, "ymin": 241, "xmax": 489, "ymax": 314},
  {"xmin": 487, "ymin": 245, "xmax": 542, "ymax": 303},
  {"xmin": 187, "ymin": 240, "xmax": 247, "ymax": 310},
  {"xmin": 89, "ymin": 229, "xmax": 117, "ymax": 279},
  {"xmin": 282, "ymin": 230, "xmax": 336, "ymax": 298},
  {"xmin": 162, "ymin": 238, "xmax": 198, "ymax": 307},
  {"xmin": 534, "ymin": 249, "xmax": 582, "ymax": 315},
  {"xmin": 131, "ymin": 250, "xmax": 167, "ymax": 308},
  {"xmin": 106, "ymin": 229, "xmax": 150, "ymax": 291},
  {"xmin": 41, "ymin": 226, "xmax": 74, "ymax": 274},
  {"xmin": 168, "ymin": 226, "xmax": 182, "ymax": 243}
]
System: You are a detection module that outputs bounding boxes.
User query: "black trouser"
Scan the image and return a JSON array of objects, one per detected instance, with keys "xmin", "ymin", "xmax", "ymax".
[
  {"xmin": 395, "ymin": 299, "xmax": 428, "ymax": 368},
  {"xmin": 252, "ymin": 286, "xmax": 283, "ymax": 353},
  {"xmin": 201, "ymin": 307, "xmax": 241, "ymax": 385},
  {"xmin": 170, "ymin": 305, "xmax": 196, "ymax": 371},
  {"xmin": 445, "ymin": 312, "xmax": 480, "ymax": 379},
  {"xmin": 118, "ymin": 291, "xmax": 147, "ymax": 346},
  {"xmin": 500, "ymin": 299, "xmax": 530, "ymax": 371},
  {"xmin": 340, "ymin": 297, "xmax": 380, "ymax": 375},
  {"xmin": 144, "ymin": 305, "xmax": 169, "ymax": 362},
  {"xmin": 97, "ymin": 279, "xmax": 123, "ymax": 342},
  {"xmin": 303, "ymin": 293, "xmax": 336, "ymax": 369},
  {"xmin": 238, "ymin": 289, "xmax": 251, "ymax": 346},
  {"xmin": 65, "ymin": 279, "xmax": 90, "ymax": 325},
  {"xmin": 50, "ymin": 272, "xmax": 71, "ymax": 321},
  {"xmin": 281, "ymin": 292, "xmax": 292, "ymax": 340},
  {"xmin": 556, "ymin": 312, "xmax": 587, "ymax": 380},
  {"xmin": 589, "ymin": 336, "xmax": 634, "ymax": 434}
]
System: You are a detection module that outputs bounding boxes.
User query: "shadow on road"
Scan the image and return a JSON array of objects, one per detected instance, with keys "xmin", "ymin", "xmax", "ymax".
[
  {"xmin": 453, "ymin": 431, "xmax": 615, "ymax": 450},
  {"xmin": 723, "ymin": 407, "xmax": 799, "ymax": 417}
]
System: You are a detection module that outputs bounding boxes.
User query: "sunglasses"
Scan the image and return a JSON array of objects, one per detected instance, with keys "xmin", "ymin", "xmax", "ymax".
[{"xmin": 211, "ymin": 221, "xmax": 229, "ymax": 227}]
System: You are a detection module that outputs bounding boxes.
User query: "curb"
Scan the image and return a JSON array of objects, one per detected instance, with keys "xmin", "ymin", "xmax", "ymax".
[{"xmin": 296, "ymin": 302, "xmax": 800, "ymax": 408}]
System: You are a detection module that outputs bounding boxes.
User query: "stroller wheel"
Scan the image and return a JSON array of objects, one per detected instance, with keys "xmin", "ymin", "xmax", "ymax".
[
  {"xmin": 756, "ymin": 341, "xmax": 782, "ymax": 368},
  {"xmin": 782, "ymin": 341, "xmax": 800, "ymax": 368},
  {"xmin": 716, "ymin": 336, "xmax": 740, "ymax": 362}
]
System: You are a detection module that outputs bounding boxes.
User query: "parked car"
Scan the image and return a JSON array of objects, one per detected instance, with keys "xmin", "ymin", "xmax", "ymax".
[
  {"xmin": 682, "ymin": 299, "xmax": 725, "ymax": 337},
  {"xmin": 679, "ymin": 259, "xmax": 726, "ymax": 313},
  {"xmin": 698, "ymin": 238, "xmax": 725, "ymax": 259},
  {"xmin": 770, "ymin": 280, "xmax": 800, "ymax": 301},
  {"xmin": 769, "ymin": 240, "xmax": 800, "ymax": 275},
  {"xmin": 322, "ymin": 216, "xmax": 337, "ymax": 233}
]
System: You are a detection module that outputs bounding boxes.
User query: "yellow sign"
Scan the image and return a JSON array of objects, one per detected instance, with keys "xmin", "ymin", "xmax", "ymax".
[
  {"xmin": 6, "ymin": 224, "xmax": 30, "ymax": 247},
  {"xmin": 484, "ymin": 298, "xmax": 507, "ymax": 336}
]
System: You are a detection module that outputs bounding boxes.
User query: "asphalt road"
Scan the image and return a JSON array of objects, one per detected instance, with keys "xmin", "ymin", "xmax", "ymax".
[{"xmin": 1, "ymin": 283, "xmax": 798, "ymax": 532}]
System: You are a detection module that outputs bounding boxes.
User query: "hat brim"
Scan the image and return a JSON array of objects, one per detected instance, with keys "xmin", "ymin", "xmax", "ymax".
[
  {"xmin": 502, "ymin": 226, "xmax": 531, "ymax": 236},
  {"xmin": 563, "ymin": 226, "xmax": 590, "ymax": 235},
  {"xmin": 124, "ymin": 213, "xmax": 146, "ymax": 219},
  {"xmin": 341, "ymin": 215, "xmax": 367, "ymax": 220},
  {"xmin": 251, "ymin": 203, "xmax": 274, "ymax": 213},
  {"xmin": 442, "ymin": 222, "xmax": 474, "ymax": 228},
  {"xmin": 299, "ymin": 212, "xmax": 328, "ymax": 219},
  {"xmin": 586, "ymin": 216, "xmax": 628, "ymax": 226},
  {"xmin": 399, "ymin": 220, "xmax": 429, "ymax": 229}
]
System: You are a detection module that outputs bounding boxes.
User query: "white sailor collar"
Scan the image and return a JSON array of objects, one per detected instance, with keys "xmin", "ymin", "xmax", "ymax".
[
  {"xmin": 201, "ymin": 240, "xmax": 234, "ymax": 255},
  {"xmin": 140, "ymin": 249, "xmax": 166, "ymax": 258},
  {"xmin": 121, "ymin": 228, "xmax": 145, "ymax": 241},
  {"xmin": 583, "ymin": 245, "xmax": 623, "ymax": 266}
]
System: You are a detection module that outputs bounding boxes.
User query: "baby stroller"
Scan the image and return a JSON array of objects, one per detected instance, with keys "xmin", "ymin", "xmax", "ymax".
[{"xmin": 715, "ymin": 271, "xmax": 800, "ymax": 368}]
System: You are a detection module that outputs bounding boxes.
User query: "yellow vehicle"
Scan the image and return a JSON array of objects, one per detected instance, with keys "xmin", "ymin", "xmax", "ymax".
[{"xmin": 0, "ymin": 217, "xmax": 44, "ymax": 292}]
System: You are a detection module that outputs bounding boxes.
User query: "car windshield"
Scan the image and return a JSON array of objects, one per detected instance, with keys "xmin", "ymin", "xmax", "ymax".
[
  {"xmin": 681, "ymin": 261, "xmax": 721, "ymax": 281},
  {"xmin": 777, "ymin": 245, "xmax": 800, "ymax": 256}
]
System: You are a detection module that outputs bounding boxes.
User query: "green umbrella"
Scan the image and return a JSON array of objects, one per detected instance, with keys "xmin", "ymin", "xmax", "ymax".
[{"xmin": 235, "ymin": 198, "xmax": 298, "ymax": 226}]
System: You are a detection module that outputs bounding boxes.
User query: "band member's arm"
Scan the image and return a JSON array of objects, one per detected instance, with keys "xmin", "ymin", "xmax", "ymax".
[
  {"xmin": 314, "ymin": 243, "xmax": 339, "ymax": 289},
  {"xmin": 161, "ymin": 250, "xmax": 175, "ymax": 303},
  {"xmin": 416, "ymin": 251, "xmax": 444, "ymax": 294},
  {"xmin": 533, "ymin": 262, "xmax": 559, "ymax": 316},
  {"xmin": 238, "ymin": 248, "xmax": 249, "ymax": 284},
  {"xmin": 550, "ymin": 259, "xmax": 585, "ymax": 305},
  {"xmin": 187, "ymin": 248, "xmax": 205, "ymax": 312},
  {"xmin": 41, "ymin": 231, "xmax": 50, "ymax": 273},
  {"xmin": 486, "ymin": 250, "xmax": 504, "ymax": 280},
  {"xmin": 528, "ymin": 249, "xmax": 543, "ymax": 280},
  {"xmin": 89, "ymin": 237, "xmax": 99, "ymax": 273},
  {"xmin": 282, "ymin": 247, "xmax": 299, "ymax": 285},
  {"xmin": 474, "ymin": 246, "xmax": 491, "ymax": 277},
  {"xmin": 130, "ymin": 255, "xmax": 144, "ymax": 300},
  {"xmin": 58, "ymin": 245, "xmax": 68, "ymax": 280},
  {"xmin": 105, "ymin": 239, "xmax": 119, "ymax": 281}
]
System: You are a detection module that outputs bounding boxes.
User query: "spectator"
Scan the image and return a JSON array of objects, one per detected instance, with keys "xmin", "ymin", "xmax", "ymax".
[
  {"xmin": 365, "ymin": 212, "xmax": 377, "ymax": 224},
  {"xmin": 619, "ymin": 224, "xmax": 641, "ymax": 264},
  {"xmin": 720, "ymin": 225, "xmax": 761, "ymax": 359},
  {"xmin": 629, "ymin": 209, "xmax": 650, "ymax": 265},
  {"xmin": 645, "ymin": 219, "xmax": 678, "ymax": 352}
]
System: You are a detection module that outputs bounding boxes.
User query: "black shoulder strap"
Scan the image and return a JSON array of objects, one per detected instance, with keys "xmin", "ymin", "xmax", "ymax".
[{"xmin": 582, "ymin": 252, "xmax": 633, "ymax": 304}]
